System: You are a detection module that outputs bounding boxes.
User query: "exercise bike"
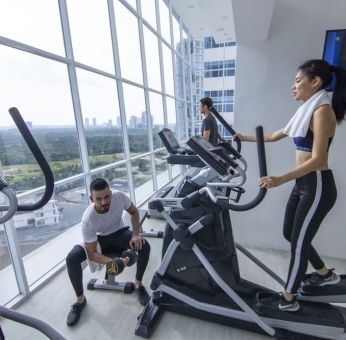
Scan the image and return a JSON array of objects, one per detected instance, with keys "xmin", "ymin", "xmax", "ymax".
[{"xmin": 135, "ymin": 126, "xmax": 346, "ymax": 340}]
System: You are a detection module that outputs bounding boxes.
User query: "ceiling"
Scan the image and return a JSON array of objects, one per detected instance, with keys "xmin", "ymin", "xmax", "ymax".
[
  {"xmin": 171, "ymin": 0, "xmax": 235, "ymax": 43},
  {"xmin": 171, "ymin": 0, "xmax": 276, "ymax": 44}
]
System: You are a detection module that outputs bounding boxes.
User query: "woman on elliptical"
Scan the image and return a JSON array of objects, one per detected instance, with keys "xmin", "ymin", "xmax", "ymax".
[{"xmin": 235, "ymin": 59, "xmax": 346, "ymax": 312}]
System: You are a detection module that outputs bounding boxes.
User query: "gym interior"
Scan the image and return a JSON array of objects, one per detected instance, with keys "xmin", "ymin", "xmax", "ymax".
[{"xmin": 1, "ymin": 1, "xmax": 346, "ymax": 339}]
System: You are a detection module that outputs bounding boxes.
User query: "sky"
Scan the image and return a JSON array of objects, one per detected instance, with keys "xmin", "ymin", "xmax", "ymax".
[{"xmin": 0, "ymin": 0, "xmax": 186, "ymax": 127}]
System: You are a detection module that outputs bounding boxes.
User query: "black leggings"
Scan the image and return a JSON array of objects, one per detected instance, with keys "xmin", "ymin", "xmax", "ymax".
[
  {"xmin": 66, "ymin": 227, "xmax": 151, "ymax": 297},
  {"xmin": 283, "ymin": 170, "xmax": 337, "ymax": 294}
]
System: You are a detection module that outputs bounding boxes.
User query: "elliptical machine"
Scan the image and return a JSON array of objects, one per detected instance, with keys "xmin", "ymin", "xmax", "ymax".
[
  {"xmin": 136, "ymin": 126, "xmax": 346, "ymax": 340},
  {"xmin": 147, "ymin": 128, "xmax": 206, "ymax": 221},
  {"xmin": 0, "ymin": 108, "xmax": 64, "ymax": 340}
]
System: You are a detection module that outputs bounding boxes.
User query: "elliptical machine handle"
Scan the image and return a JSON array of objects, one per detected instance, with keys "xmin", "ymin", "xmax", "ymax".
[
  {"xmin": 0, "ymin": 108, "xmax": 54, "ymax": 212},
  {"xmin": 209, "ymin": 106, "xmax": 241, "ymax": 153},
  {"xmin": 0, "ymin": 179, "xmax": 18, "ymax": 224},
  {"xmin": 228, "ymin": 126, "xmax": 267, "ymax": 211}
]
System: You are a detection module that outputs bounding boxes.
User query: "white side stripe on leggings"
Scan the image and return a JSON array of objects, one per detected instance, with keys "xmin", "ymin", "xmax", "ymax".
[{"xmin": 286, "ymin": 171, "xmax": 322, "ymax": 293}]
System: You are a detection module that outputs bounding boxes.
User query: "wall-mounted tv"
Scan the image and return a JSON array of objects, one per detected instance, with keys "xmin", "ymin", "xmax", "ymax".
[{"xmin": 323, "ymin": 29, "xmax": 346, "ymax": 90}]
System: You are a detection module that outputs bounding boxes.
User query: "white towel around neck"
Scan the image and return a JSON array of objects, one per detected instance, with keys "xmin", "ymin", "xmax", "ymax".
[{"xmin": 283, "ymin": 89, "xmax": 331, "ymax": 138}]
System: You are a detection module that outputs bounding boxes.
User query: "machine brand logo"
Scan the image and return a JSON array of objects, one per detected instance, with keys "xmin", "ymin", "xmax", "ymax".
[{"xmin": 177, "ymin": 266, "xmax": 187, "ymax": 272}]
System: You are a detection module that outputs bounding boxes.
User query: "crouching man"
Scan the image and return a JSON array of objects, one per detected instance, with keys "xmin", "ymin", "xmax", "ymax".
[{"xmin": 66, "ymin": 178, "xmax": 151, "ymax": 326}]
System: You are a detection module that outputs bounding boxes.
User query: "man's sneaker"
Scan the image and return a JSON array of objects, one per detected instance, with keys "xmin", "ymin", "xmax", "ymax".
[
  {"xmin": 303, "ymin": 269, "xmax": 341, "ymax": 286},
  {"xmin": 66, "ymin": 298, "xmax": 87, "ymax": 326},
  {"xmin": 259, "ymin": 292, "xmax": 299, "ymax": 312},
  {"xmin": 135, "ymin": 285, "xmax": 150, "ymax": 306}
]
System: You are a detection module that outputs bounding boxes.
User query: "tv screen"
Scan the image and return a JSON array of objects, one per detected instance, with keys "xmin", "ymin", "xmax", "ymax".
[{"xmin": 323, "ymin": 29, "xmax": 346, "ymax": 90}]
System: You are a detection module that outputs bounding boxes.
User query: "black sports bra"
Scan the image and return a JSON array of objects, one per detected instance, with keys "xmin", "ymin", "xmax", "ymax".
[{"xmin": 293, "ymin": 129, "xmax": 333, "ymax": 152}]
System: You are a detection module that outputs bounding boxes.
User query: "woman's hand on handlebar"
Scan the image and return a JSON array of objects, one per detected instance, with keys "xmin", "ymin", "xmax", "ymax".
[
  {"xmin": 234, "ymin": 132, "xmax": 244, "ymax": 141},
  {"xmin": 258, "ymin": 175, "xmax": 284, "ymax": 189}
]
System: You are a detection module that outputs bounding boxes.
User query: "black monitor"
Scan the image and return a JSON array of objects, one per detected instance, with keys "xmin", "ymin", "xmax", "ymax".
[
  {"xmin": 158, "ymin": 128, "xmax": 188, "ymax": 154},
  {"xmin": 187, "ymin": 136, "xmax": 228, "ymax": 176},
  {"xmin": 323, "ymin": 29, "xmax": 346, "ymax": 90}
]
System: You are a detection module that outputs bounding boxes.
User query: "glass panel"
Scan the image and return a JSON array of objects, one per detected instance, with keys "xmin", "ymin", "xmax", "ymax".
[
  {"xmin": 141, "ymin": 0, "xmax": 157, "ymax": 30},
  {"xmin": 158, "ymin": 0, "xmax": 171, "ymax": 44},
  {"xmin": 67, "ymin": 0, "xmax": 114, "ymax": 73},
  {"xmin": 149, "ymin": 92, "xmax": 165, "ymax": 149},
  {"xmin": 174, "ymin": 55, "xmax": 184, "ymax": 99},
  {"xmin": 185, "ymin": 63, "xmax": 191, "ymax": 102},
  {"xmin": 172, "ymin": 15, "xmax": 181, "ymax": 52},
  {"xmin": 176, "ymin": 100, "xmax": 187, "ymax": 141},
  {"xmin": 183, "ymin": 32, "xmax": 190, "ymax": 60},
  {"xmin": 155, "ymin": 150, "xmax": 169, "ymax": 187},
  {"xmin": 166, "ymin": 96, "xmax": 176, "ymax": 132},
  {"xmin": 114, "ymin": 1, "xmax": 143, "ymax": 84},
  {"xmin": 143, "ymin": 26, "xmax": 162, "ymax": 91},
  {"xmin": 15, "ymin": 178, "xmax": 88, "ymax": 286},
  {"xmin": 91, "ymin": 165, "xmax": 129, "ymax": 194},
  {"xmin": 171, "ymin": 164, "xmax": 180, "ymax": 177},
  {"xmin": 162, "ymin": 44, "xmax": 175, "ymax": 96},
  {"xmin": 131, "ymin": 156, "xmax": 153, "ymax": 203},
  {"xmin": 0, "ymin": 231, "xmax": 19, "ymax": 304},
  {"xmin": 187, "ymin": 104, "xmax": 193, "ymax": 137},
  {"xmin": 122, "ymin": 83, "xmax": 149, "ymax": 157},
  {"xmin": 0, "ymin": 0, "xmax": 64, "ymax": 55},
  {"xmin": 0, "ymin": 46, "xmax": 82, "ymax": 191},
  {"xmin": 76, "ymin": 68, "xmax": 125, "ymax": 170}
]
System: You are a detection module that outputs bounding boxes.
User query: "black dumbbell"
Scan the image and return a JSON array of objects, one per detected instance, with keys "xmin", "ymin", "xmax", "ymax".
[
  {"xmin": 106, "ymin": 258, "xmax": 125, "ymax": 276},
  {"xmin": 121, "ymin": 249, "xmax": 138, "ymax": 267}
]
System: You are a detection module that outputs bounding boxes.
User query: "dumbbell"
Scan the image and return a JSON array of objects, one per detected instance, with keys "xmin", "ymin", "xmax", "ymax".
[
  {"xmin": 106, "ymin": 250, "xmax": 138, "ymax": 276},
  {"xmin": 121, "ymin": 249, "xmax": 138, "ymax": 267}
]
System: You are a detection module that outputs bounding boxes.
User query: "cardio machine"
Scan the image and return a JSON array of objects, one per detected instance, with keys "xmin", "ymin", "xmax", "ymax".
[
  {"xmin": 147, "ymin": 128, "xmax": 205, "ymax": 220},
  {"xmin": 0, "ymin": 108, "xmax": 64, "ymax": 340},
  {"xmin": 136, "ymin": 126, "xmax": 346, "ymax": 340}
]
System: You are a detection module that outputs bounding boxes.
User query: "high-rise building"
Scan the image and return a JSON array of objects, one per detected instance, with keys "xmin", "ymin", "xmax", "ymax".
[
  {"xmin": 141, "ymin": 111, "xmax": 147, "ymax": 128},
  {"xmin": 192, "ymin": 37, "xmax": 236, "ymax": 138},
  {"xmin": 84, "ymin": 117, "xmax": 89, "ymax": 128},
  {"xmin": 129, "ymin": 115, "xmax": 138, "ymax": 129},
  {"xmin": 92, "ymin": 117, "xmax": 97, "ymax": 127}
]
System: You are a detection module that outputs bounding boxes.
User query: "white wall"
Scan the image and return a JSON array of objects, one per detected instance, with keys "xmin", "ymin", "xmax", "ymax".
[{"xmin": 233, "ymin": 0, "xmax": 346, "ymax": 259}]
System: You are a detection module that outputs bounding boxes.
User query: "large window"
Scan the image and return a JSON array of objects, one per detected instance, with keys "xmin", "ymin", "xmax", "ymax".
[
  {"xmin": 131, "ymin": 156, "xmax": 153, "ymax": 202},
  {"xmin": 166, "ymin": 96, "xmax": 177, "ymax": 133},
  {"xmin": 0, "ymin": 0, "xmax": 64, "ymax": 55},
  {"xmin": 0, "ymin": 240, "xmax": 18, "ymax": 305},
  {"xmin": 67, "ymin": 0, "xmax": 114, "ymax": 73},
  {"xmin": 114, "ymin": 1, "xmax": 143, "ymax": 84},
  {"xmin": 162, "ymin": 44, "xmax": 175, "ymax": 96},
  {"xmin": 172, "ymin": 15, "xmax": 181, "ymax": 52},
  {"xmin": 143, "ymin": 27, "xmax": 162, "ymax": 91},
  {"xmin": 158, "ymin": 0, "xmax": 171, "ymax": 44},
  {"xmin": 0, "ymin": 46, "xmax": 81, "ymax": 191},
  {"xmin": 149, "ymin": 92, "xmax": 165, "ymax": 149},
  {"xmin": 155, "ymin": 150, "xmax": 169, "ymax": 187},
  {"xmin": 76, "ymin": 68, "xmax": 124, "ymax": 170},
  {"xmin": 141, "ymin": 0, "xmax": 157, "ymax": 30},
  {"xmin": 122, "ymin": 83, "xmax": 149, "ymax": 156},
  {"xmin": 0, "ymin": 0, "xmax": 193, "ymax": 305}
]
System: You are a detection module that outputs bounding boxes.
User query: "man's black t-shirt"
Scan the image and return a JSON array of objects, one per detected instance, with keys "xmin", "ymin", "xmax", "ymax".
[{"xmin": 201, "ymin": 114, "xmax": 218, "ymax": 146}]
